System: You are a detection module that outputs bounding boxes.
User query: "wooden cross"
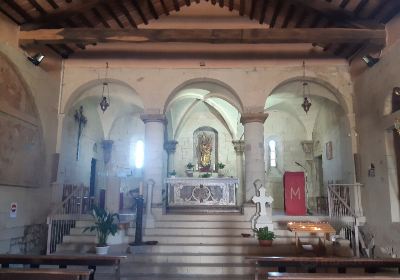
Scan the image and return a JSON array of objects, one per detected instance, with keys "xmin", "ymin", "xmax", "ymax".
[
  {"xmin": 74, "ymin": 106, "xmax": 87, "ymax": 161},
  {"xmin": 252, "ymin": 186, "xmax": 273, "ymax": 216}
]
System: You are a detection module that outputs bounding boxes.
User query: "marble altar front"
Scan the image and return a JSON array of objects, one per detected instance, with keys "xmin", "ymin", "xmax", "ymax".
[{"xmin": 165, "ymin": 177, "xmax": 238, "ymax": 207}]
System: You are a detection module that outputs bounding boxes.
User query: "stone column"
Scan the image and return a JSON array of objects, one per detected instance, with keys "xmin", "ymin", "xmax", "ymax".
[
  {"xmin": 164, "ymin": 140, "xmax": 178, "ymax": 174},
  {"xmin": 102, "ymin": 140, "xmax": 120, "ymax": 213},
  {"xmin": 240, "ymin": 113, "xmax": 268, "ymax": 202},
  {"xmin": 232, "ymin": 140, "xmax": 245, "ymax": 206},
  {"xmin": 141, "ymin": 114, "xmax": 166, "ymax": 206}
]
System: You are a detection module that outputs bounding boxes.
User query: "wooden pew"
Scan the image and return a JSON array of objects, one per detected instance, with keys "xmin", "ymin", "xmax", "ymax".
[
  {"xmin": 0, "ymin": 254, "xmax": 126, "ymax": 280},
  {"xmin": 0, "ymin": 268, "xmax": 91, "ymax": 280},
  {"xmin": 246, "ymin": 257, "xmax": 400, "ymax": 280},
  {"xmin": 267, "ymin": 272, "xmax": 400, "ymax": 280}
]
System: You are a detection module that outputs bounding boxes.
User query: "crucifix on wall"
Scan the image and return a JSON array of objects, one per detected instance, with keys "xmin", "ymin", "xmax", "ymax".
[{"xmin": 74, "ymin": 106, "xmax": 87, "ymax": 161}]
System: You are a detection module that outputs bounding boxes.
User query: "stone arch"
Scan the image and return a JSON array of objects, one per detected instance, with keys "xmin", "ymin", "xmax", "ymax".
[
  {"xmin": 267, "ymin": 76, "xmax": 350, "ymax": 114},
  {"xmin": 63, "ymin": 78, "xmax": 143, "ymax": 114},
  {"xmin": 163, "ymin": 77, "xmax": 244, "ymax": 114}
]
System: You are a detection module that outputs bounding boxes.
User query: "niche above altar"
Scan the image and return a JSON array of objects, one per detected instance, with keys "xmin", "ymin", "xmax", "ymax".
[{"xmin": 193, "ymin": 126, "xmax": 218, "ymax": 172}]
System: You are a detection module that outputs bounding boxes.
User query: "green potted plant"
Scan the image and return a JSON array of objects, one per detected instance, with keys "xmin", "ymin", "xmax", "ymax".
[
  {"xmin": 169, "ymin": 170, "xmax": 177, "ymax": 178},
  {"xmin": 217, "ymin": 162, "xmax": 225, "ymax": 177},
  {"xmin": 83, "ymin": 206, "xmax": 119, "ymax": 254},
  {"xmin": 185, "ymin": 162, "xmax": 194, "ymax": 177},
  {"xmin": 253, "ymin": 226, "xmax": 275, "ymax": 246}
]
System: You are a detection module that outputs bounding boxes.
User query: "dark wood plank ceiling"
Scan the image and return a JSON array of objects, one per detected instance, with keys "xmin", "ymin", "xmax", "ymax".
[{"xmin": 1, "ymin": 0, "xmax": 399, "ymax": 59}]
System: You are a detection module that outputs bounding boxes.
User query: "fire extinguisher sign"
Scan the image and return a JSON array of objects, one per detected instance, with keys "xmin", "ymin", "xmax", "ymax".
[{"xmin": 10, "ymin": 202, "xmax": 17, "ymax": 218}]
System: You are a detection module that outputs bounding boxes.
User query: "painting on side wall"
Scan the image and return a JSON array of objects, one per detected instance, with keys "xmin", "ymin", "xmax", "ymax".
[
  {"xmin": 0, "ymin": 53, "xmax": 43, "ymax": 188},
  {"xmin": 326, "ymin": 141, "xmax": 333, "ymax": 160}
]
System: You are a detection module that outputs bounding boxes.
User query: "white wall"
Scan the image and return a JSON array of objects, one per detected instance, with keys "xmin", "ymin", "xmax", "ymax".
[{"xmin": 264, "ymin": 111, "xmax": 307, "ymax": 210}]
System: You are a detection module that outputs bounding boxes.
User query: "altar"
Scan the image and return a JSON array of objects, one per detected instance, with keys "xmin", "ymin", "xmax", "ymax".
[{"xmin": 165, "ymin": 177, "xmax": 238, "ymax": 207}]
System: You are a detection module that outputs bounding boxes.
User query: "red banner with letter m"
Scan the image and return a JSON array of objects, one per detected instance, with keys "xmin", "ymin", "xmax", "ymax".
[{"xmin": 284, "ymin": 172, "xmax": 306, "ymax": 215}]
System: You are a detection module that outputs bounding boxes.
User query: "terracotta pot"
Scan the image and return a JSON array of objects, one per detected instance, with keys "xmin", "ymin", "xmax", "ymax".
[{"xmin": 259, "ymin": 240, "xmax": 273, "ymax": 247}]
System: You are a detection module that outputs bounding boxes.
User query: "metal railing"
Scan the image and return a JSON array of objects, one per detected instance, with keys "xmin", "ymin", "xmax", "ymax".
[
  {"xmin": 327, "ymin": 183, "xmax": 366, "ymax": 257},
  {"xmin": 46, "ymin": 184, "xmax": 93, "ymax": 254}
]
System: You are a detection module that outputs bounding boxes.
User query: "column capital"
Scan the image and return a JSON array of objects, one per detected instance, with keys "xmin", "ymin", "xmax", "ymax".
[
  {"xmin": 240, "ymin": 112, "xmax": 268, "ymax": 124},
  {"xmin": 232, "ymin": 140, "xmax": 245, "ymax": 154},
  {"xmin": 301, "ymin": 140, "xmax": 313, "ymax": 154},
  {"xmin": 164, "ymin": 140, "xmax": 178, "ymax": 154},
  {"xmin": 140, "ymin": 113, "xmax": 167, "ymax": 124}
]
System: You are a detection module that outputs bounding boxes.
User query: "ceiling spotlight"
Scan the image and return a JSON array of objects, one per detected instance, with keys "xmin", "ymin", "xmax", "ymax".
[
  {"xmin": 362, "ymin": 54, "xmax": 379, "ymax": 67},
  {"xmin": 393, "ymin": 87, "xmax": 400, "ymax": 96},
  {"xmin": 27, "ymin": 53, "xmax": 44, "ymax": 66}
]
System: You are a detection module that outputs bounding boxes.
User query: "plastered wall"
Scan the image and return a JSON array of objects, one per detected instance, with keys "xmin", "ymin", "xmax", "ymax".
[
  {"xmin": 353, "ymin": 24, "xmax": 400, "ymax": 256},
  {"xmin": 0, "ymin": 15, "xmax": 60, "ymax": 253}
]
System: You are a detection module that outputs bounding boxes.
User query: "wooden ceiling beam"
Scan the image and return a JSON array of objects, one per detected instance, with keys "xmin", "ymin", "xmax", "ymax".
[
  {"xmin": 28, "ymin": 0, "xmax": 47, "ymax": 16},
  {"xmin": 287, "ymin": 0, "xmax": 383, "ymax": 28},
  {"xmin": 20, "ymin": 27, "xmax": 386, "ymax": 46},
  {"xmin": 131, "ymin": 0, "xmax": 148, "ymax": 25},
  {"xmin": 147, "ymin": 0, "xmax": 159, "ymax": 19},
  {"xmin": 3, "ymin": 0, "xmax": 33, "ymax": 21},
  {"xmin": 116, "ymin": 0, "xmax": 138, "ymax": 28},
  {"xmin": 21, "ymin": 0, "xmax": 105, "ymax": 30}
]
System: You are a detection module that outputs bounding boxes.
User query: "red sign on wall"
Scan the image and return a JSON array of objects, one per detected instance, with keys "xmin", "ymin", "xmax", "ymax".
[{"xmin": 284, "ymin": 172, "xmax": 306, "ymax": 216}]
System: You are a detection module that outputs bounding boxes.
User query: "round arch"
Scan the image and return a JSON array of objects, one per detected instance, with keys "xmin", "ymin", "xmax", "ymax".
[
  {"xmin": 63, "ymin": 78, "xmax": 143, "ymax": 114},
  {"xmin": 266, "ymin": 76, "xmax": 350, "ymax": 114},
  {"xmin": 163, "ymin": 78, "xmax": 244, "ymax": 114}
]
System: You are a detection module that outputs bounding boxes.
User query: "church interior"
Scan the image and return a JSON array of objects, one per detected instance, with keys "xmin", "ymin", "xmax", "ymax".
[{"xmin": 1, "ymin": 0, "xmax": 400, "ymax": 279}]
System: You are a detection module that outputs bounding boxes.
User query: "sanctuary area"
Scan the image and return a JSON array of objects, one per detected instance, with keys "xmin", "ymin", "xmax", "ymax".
[{"xmin": 1, "ymin": 1, "xmax": 400, "ymax": 279}]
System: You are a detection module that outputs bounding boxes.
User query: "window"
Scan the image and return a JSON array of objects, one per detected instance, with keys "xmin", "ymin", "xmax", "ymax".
[
  {"xmin": 135, "ymin": 140, "xmax": 144, "ymax": 169},
  {"xmin": 269, "ymin": 140, "xmax": 277, "ymax": 167},
  {"xmin": 129, "ymin": 140, "xmax": 144, "ymax": 169}
]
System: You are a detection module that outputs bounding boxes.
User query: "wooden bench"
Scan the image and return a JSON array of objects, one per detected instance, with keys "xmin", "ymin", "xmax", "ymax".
[
  {"xmin": 267, "ymin": 272, "xmax": 400, "ymax": 280},
  {"xmin": 0, "ymin": 268, "xmax": 91, "ymax": 280},
  {"xmin": 0, "ymin": 254, "xmax": 126, "ymax": 280},
  {"xmin": 246, "ymin": 257, "xmax": 400, "ymax": 280}
]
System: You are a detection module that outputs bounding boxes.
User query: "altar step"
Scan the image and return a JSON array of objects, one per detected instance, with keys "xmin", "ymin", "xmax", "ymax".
[{"xmin": 166, "ymin": 206, "xmax": 241, "ymax": 214}]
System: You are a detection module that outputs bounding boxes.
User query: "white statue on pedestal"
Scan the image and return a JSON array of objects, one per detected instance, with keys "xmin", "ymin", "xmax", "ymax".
[{"xmin": 251, "ymin": 179, "xmax": 274, "ymax": 230}]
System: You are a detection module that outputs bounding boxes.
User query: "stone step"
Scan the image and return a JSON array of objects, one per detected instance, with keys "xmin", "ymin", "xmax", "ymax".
[
  {"xmin": 156, "ymin": 213, "xmax": 247, "ymax": 222},
  {"xmin": 96, "ymin": 274, "xmax": 253, "ymax": 280},
  {"xmin": 57, "ymin": 242, "xmax": 298, "ymax": 255},
  {"xmin": 115, "ymin": 262, "xmax": 254, "ymax": 275},
  {"xmin": 126, "ymin": 253, "xmax": 249, "ymax": 264},
  {"xmin": 95, "ymin": 273, "xmax": 253, "ymax": 280},
  {"xmin": 155, "ymin": 221, "xmax": 252, "ymax": 229}
]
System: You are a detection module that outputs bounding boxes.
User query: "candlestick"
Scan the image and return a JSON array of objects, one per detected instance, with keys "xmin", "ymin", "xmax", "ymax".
[{"xmin": 139, "ymin": 182, "xmax": 143, "ymax": 196}]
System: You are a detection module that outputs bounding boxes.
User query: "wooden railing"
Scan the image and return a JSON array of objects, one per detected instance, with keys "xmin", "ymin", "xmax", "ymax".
[
  {"xmin": 327, "ymin": 183, "xmax": 366, "ymax": 257},
  {"xmin": 46, "ymin": 184, "xmax": 93, "ymax": 254}
]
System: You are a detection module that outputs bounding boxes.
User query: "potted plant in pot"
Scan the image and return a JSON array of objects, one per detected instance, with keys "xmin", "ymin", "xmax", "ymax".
[
  {"xmin": 253, "ymin": 226, "xmax": 275, "ymax": 247},
  {"xmin": 217, "ymin": 162, "xmax": 225, "ymax": 177},
  {"xmin": 185, "ymin": 162, "xmax": 194, "ymax": 177},
  {"xmin": 83, "ymin": 206, "xmax": 119, "ymax": 255},
  {"xmin": 169, "ymin": 170, "xmax": 177, "ymax": 178}
]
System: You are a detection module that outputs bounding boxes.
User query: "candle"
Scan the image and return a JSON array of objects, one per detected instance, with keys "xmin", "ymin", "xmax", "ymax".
[{"xmin": 139, "ymin": 182, "xmax": 143, "ymax": 196}]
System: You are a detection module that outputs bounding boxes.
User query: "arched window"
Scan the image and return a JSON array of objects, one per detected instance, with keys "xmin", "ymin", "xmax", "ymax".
[
  {"xmin": 269, "ymin": 140, "xmax": 277, "ymax": 167},
  {"xmin": 129, "ymin": 140, "xmax": 144, "ymax": 168},
  {"xmin": 135, "ymin": 140, "xmax": 144, "ymax": 168}
]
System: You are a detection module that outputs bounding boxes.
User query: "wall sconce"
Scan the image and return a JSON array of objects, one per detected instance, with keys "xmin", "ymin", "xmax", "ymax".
[
  {"xmin": 27, "ymin": 53, "xmax": 44, "ymax": 66},
  {"xmin": 362, "ymin": 54, "xmax": 379, "ymax": 67}
]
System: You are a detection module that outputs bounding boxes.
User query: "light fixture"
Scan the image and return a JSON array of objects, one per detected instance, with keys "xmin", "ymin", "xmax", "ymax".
[
  {"xmin": 393, "ymin": 87, "xmax": 400, "ymax": 96},
  {"xmin": 99, "ymin": 62, "xmax": 110, "ymax": 113},
  {"xmin": 27, "ymin": 53, "xmax": 44, "ymax": 66},
  {"xmin": 300, "ymin": 61, "xmax": 312, "ymax": 114},
  {"xmin": 362, "ymin": 54, "xmax": 379, "ymax": 67},
  {"xmin": 395, "ymin": 119, "xmax": 400, "ymax": 135}
]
